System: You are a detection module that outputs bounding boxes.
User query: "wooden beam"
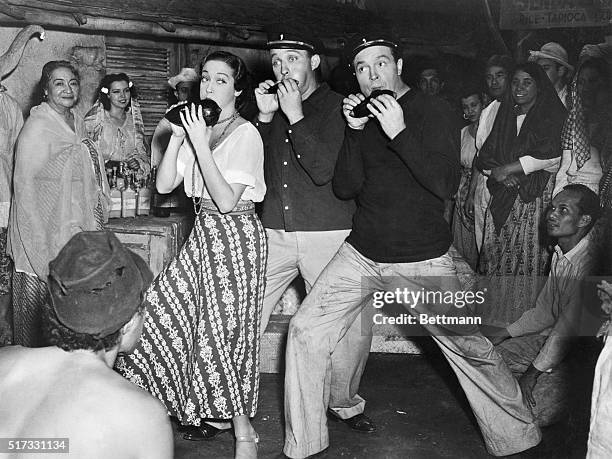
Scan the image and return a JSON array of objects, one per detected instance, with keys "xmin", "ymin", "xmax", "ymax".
[
  {"xmin": 0, "ymin": 0, "xmax": 26, "ymax": 20},
  {"xmin": 0, "ymin": 9, "xmax": 271, "ymax": 48},
  {"xmin": 0, "ymin": 9, "xmax": 350, "ymax": 52}
]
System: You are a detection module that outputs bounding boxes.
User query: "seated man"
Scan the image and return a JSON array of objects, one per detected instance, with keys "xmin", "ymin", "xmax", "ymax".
[
  {"xmin": 0, "ymin": 231, "xmax": 172, "ymax": 459},
  {"xmin": 483, "ymin": 184, "xmax": 600, "ymax": 425}
]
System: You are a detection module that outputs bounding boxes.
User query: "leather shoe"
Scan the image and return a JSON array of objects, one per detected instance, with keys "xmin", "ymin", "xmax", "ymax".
[
  {"xmin": 182, "ymin": 423, "xmax": 232, "ymax": 441},
  {"xmin": 327, "ymin": 410, "xmax": 376, "ymax": 433}
]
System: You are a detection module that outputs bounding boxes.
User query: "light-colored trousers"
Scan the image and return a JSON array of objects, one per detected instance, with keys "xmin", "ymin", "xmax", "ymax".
[
  {"xmin": 496, "ymin": 335, "xmax": 569, "ymax": 427},
  {"xmin": 262, "ymin": 228, "xmax": 371, "ymax": 420},
  {"xmin": 588, "ymin": 331, "xmax": 612, "ymax": 458},
  {"xmin": 283, "ymin": 242, "xmax": 541, "ymax": 458}
]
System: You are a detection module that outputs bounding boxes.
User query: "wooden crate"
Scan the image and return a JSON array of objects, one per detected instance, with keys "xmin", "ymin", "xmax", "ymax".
[{"xmin": 105, "ymin": 214, "xmax": 194, "ymax": 277}]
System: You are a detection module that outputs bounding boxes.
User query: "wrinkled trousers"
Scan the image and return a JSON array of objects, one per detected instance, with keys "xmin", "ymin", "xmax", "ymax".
[{"xmin": 283, "ymin": 242, "xmax": 541, "ymax": 458}]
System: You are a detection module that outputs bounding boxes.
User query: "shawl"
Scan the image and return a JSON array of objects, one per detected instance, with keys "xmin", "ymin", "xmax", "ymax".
[
  {"xmin": 84, "ymin": 97, "xmax": 150, "ymax": 179},
  {"xmin": 476, "ymin": 62, "xmax": 567, "ymax": 232},
  {"xmin": 560, "ymin": 64, "xmax": 590, "ymax": 169},
  {"xmin": 0, "ymin": 91, "xmax": 24, "ymax": 226},
  {"xmin": 7, "ymin": 103, "xmax": 109, "ymax": 279}
]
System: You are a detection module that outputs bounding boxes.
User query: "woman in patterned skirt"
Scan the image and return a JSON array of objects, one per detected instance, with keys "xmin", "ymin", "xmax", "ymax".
[
  {"xmin": 116, "ymin": 51, "xmax": 266, "ymax": 459},
  {"xmin": 475, "ymin": 62, "xmax": 566, "ymax": 327}
]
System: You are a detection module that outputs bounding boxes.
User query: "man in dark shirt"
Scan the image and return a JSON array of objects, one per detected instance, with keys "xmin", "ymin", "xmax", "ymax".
[
  {"xmin": 254, "ymin": 30, "xmax": 375, "ymax": 435},
  {"xmin": 282, "ymin": 34, "xmax": 541, "ymax": 458}
]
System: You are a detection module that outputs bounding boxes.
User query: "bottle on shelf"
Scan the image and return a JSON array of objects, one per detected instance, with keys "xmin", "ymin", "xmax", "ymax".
[
  {"xmin": 136, "ymin": 171, "xmax": 151, "ymax": 216},
  {"xmin": 108, "ymin": 164, "xmax": 122, "ymax": 218},
  {"xmin": 121, "ymin": 169, "xmax": 136, "ymax": 218}
]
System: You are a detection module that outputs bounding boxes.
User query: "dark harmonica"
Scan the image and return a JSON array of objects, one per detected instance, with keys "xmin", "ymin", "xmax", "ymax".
[
  {"xmin": 265, "ymin": 80, "xmax": 299, "ymax": 94},
  {"xmin": 164, "ymin": 99, "xmax": 222, "ymax": 127},
  {"xmin": 350, "ymin": 89, "xmax": 396, "ymax": 118}
]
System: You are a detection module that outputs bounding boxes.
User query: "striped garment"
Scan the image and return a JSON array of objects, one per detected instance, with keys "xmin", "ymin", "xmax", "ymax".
[
  {"xmin": 11, "ymin": 271, "xmax": 47, "ymax": 347},
  {"xmin": 116, "ymin": 209, "xmax": 267, "ymax": 423}
]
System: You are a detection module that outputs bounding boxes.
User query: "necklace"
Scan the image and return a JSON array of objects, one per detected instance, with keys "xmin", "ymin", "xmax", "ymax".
[
  {"xmin": 216, "ymin": 112, "xmax": 238, "ymax": 125},
  {"xmin": 191, "ymin": 111, "xmax": 240, "ymax": 214}
]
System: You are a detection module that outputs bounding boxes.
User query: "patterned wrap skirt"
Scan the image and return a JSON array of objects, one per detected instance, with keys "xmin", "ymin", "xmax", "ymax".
[
  {"xmin": 116, "ymin": 208, "xmax": 267, "ymax": 424},
  {"xmin": 476, "ymin": 176, "xmax": 554, "ymax": 327}
]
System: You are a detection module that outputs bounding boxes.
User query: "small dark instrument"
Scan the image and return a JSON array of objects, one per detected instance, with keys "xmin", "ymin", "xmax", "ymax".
[
  {"xmin": 350, "ymin": 89, "xmax": 396, "ymax": 118},
  {"xmin": 265, "ymin": 80, "xmax": 299, "ymax": 94},
  {"xmin": 164, "ymin": 99, "xmax": 222, "ymax": 127}
]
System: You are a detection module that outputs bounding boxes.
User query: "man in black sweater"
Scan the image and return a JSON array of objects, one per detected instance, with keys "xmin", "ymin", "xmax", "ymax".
[{"xmin": 282, "ymin": 35, "xmax": 541, "ymax": 458}]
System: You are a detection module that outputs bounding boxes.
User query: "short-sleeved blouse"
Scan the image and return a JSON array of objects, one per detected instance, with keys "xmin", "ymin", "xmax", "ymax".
[
  {"xmin": 176, "ymin": 121, "xmax": 266, "ymax": 202},
  {"xmin": 460, "ymin": 125, "xmax": 477, "ymax": 169}
]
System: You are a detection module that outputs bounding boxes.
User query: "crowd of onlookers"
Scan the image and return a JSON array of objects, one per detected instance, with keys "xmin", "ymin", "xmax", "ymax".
[{"xmin": 0, "ymin": 27, "xmax": 611, "ymax": 459}]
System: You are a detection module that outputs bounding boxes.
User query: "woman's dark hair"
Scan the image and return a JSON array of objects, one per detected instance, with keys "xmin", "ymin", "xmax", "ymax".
[
  {"xmin": 40, "ymin": 60, "xmax": 79, "ymax": 103},
  {"xmin": 98, "ymin": 73, "xmax": 136, "ymax": 111},
  {"xmin": 201, "ymin": 51, "xmax": 252, "ymax": 113},
  {"xmin": 510, "ymin": 62, "xmax": 552, "ymax": 109},
  {"xmin": 513, "ymin": 62, "xmax": 548, "ymax": 88},
  {"xmin": 42, "ymin": 300, "xmax": 146, "ymax": 352}
]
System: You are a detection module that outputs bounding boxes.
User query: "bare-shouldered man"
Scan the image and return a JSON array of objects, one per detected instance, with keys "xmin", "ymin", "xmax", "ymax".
[{"xmin": 0, "ymin": 231, "xmax": 172, "ymax": 459}]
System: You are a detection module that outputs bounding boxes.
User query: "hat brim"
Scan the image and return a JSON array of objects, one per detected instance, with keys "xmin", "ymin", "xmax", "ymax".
[
  {"xmin": 168, "ymin": 75, "xmax": 199, "ymax": 89},
  {"xmin": 49, "ymin": 247, "xmax": 152, "ymax": 338},
  {"xmin": 349, "ymin": 39, "xmax": 398, "ymax": 62},
  {"xmin": 528, "ymin": 51, "xmax": 574, "ymax": 72},
  {"xmin": 266, "ymin": 40, "xmax": 317, "ymax": 53},
  {"xmin": 128, "ymin": 249, "xmax": 153, "ymax": 289}
]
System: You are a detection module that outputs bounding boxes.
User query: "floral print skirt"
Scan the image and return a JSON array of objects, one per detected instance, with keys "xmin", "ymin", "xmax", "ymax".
[{"xmin": 116, "ymin": 210, "xmax": 267, "ymax": 424}]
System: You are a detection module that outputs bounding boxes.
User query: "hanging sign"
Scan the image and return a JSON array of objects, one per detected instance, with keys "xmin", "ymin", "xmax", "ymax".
[{"xmin": 500, "ymin": 0, "xmax": 611, "ymax": 29}]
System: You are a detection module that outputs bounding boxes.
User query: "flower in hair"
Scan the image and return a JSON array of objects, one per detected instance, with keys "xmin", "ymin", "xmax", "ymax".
[
  {"xmin": 129, "ymin": 81, "xmax": 133, "ymax": 88},
  {"xmin": 100, "ymin": 87, "xmax": 109, "ymax": 94}
]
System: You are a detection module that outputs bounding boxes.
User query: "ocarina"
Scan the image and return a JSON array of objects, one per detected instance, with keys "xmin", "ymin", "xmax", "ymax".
[
  {"xmin": 265, "ymin": 80, "xmax": 299, "ymax": 94},
  {"xmin": 350, "ymin": 89, "xmax": 396, "ymax": 118},
  {"xmin": 164, "ymin": 99, "xmax": 222, "ymax": 127}
]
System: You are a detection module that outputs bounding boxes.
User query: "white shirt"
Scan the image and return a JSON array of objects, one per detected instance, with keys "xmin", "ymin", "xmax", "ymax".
[
  {"xmin": 507, "ymin": 236, "xmax": 594, "ymax": 372},
  {"xmin": 176, "ymin": 122, "xmax": 266, "ymax": 202},
  {"xmin": 460, "ymin": 125, "xmax": 477, "ymax": 169},
  {"xmin": 553, "ymin": 146, "xmax": 602, "ymax": 197}
]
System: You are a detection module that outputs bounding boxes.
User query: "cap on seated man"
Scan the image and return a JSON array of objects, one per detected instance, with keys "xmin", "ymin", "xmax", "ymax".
[
  {"xmin": 482, "ymin": 184, "xmax": 600, "ymax": 426},
  {"xmin": 0, "ymin": 231, "xmax": 173, "ymax": 459},
  {"xmin": 528, "ymin": 42, "xmax": 574, "ymax": 107}
]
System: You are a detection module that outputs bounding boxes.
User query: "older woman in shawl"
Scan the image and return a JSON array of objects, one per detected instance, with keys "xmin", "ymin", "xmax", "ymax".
[
  {"xmin": 7, "ymin": 60, "xmax": 109, "ymax": 346},
  {"xmin": 84, "ymin": 73, "xmax": 150, "ymax": 179},
  {"xmin": 475, "ymin": 62, "xmax": 567, "ymax": 326}
]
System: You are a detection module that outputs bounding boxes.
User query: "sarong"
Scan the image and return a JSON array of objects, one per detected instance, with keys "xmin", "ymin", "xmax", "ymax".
[
  {"xmin": 477, "ymin": 176, "xmax": 553, "ymax": 326},
  {"xmin": 116, "ymin": 209, "xmax": 267, "ymax": 424}
]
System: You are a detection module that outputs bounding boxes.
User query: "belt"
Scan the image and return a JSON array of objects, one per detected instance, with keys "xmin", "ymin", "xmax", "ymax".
[{"xmin": 198, "ymin": 198, "xmax": 255, "ymax": 215}]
